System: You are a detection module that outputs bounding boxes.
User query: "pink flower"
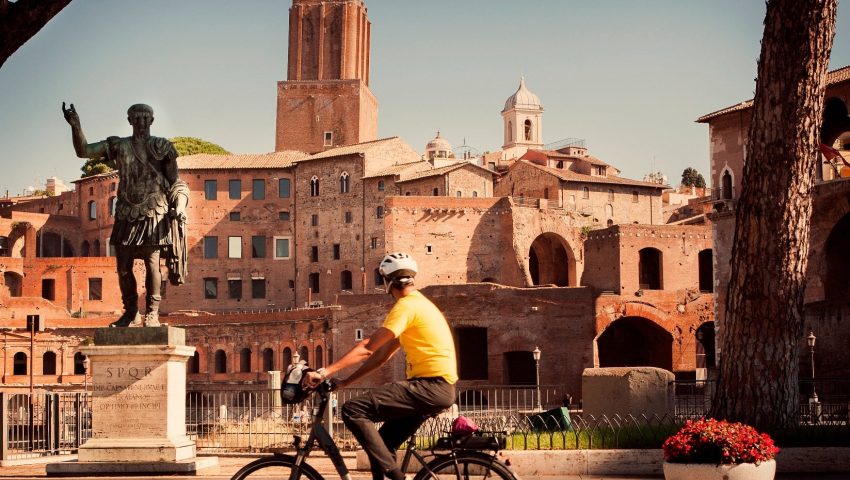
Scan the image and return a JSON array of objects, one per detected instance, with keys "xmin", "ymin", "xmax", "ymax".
[{"xmin": 662, "ymin": 418, "xmax": 779, "ymax": 465}]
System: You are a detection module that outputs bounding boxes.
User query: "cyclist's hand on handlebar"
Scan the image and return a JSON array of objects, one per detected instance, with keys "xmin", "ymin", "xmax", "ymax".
[{"xmin": 302, "ymin": 371, "xmax": 323, "ymax": 390}]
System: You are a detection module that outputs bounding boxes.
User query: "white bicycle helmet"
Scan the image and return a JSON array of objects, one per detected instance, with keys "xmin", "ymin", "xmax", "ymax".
[{"xmin": 379, "ymin": 252, "xmax": 418, "ymax": 292}]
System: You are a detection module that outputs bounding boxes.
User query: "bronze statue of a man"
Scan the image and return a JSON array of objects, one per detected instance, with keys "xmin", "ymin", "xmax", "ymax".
[{"xmin": 62, "ymin": 103, "xmax": 189, "ymax": 327}]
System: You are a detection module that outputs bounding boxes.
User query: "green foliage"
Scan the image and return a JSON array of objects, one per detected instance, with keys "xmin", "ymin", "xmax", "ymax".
[
  {"xmin": 81, "ymin": 159, "xmax": 113, "ymax": 178},
  {"xmin": 170, "ymin": 136, "xmax": 230, "ymax": 156},
  {"xmin": 681, "ymin": 167, "xmax": 706, "ymax": 188}
]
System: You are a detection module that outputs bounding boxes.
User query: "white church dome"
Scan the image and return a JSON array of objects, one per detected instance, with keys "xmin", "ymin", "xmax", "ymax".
[
  {"xmin": 503, "ymin": 76, "xmax": 542, "ymax": 112},
  {"xmin": 425, "ymin": 131, "xmax": 453, "ymax": 154}
]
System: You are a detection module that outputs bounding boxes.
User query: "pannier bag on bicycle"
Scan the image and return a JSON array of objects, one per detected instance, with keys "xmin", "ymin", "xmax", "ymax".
[{"xmin": 281, "ymin": 360, "xmax": 312, "ymax": 404}]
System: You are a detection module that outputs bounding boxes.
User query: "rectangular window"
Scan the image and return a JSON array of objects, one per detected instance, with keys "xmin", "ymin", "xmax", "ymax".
[
  {"xmin": 252, "ymin": 236, "xmax": 266, "ymax": 258},
  {"xmin": 279, "ymin": 178, "xmax": 291, "ymax": 198},
  {"xmin": 455, "ymin": 327, "xmax": 488, "ymax": 380},
  {"xmin": 279, "ymin": 211, "xmax": 290, "ymax": 221},
  {"xmin": 370, "ymin": 237, "xmax": 378, "ymax": 249},
  {"xmin": 274, "ymin": 237, "xmax": 291, "ymax": 259},
  {"xmin": 204, "ymin": 180, "xmax": 217, "ymax": 200},
  {"xmin": 252, "ymin": 279, "xmax": 266, "ymax": 299},
  {"xmin": 229, "ymin": 179, "xmax": 241, "ymax": 199},
  {"xmin": 426, "ymin": 244, "xmax": 433, "ymax": 255},
  {"xmin": 323, "ymin": 131, "xmax": 333, "ymax": 147},
  {"xmin": 311, "ymin": 214, "xmax": 318, "ymax": 227},
  {"xmin": 632, "ymin": 191, "xmax": 639, "ymax": 203},
  {"xmin": 204, "ymin": 236, "xmax": 218, "ymax": 259},
  {"xmin": 378, "ymin": 181, "xmax": 385, "ymax": 192},
  {"xmin": 252, "ymin": 179, "xmax": 265, "ymax": 200},
  {"xmin": 110, "ymin": 183, "xmax": 117, "ymax": 192},
  {"xmin": 204, "ymin": 278, "xmax": 218, "ymax": 299},
  {"xmin": 333, "ymin": 244, "xmax": 340, "ymax": 260},
  {"xmin": 311, "ymin": 246, "xmax": 319, "ymax": 262},
  {"xmin": 309, "ymin": 272, "xmax": 320, "ymax": 294},
  {"xmin": 355, "ymin": 329, "xmax": 364, "ymax": 341},
  {"xmin": 229, "ymin": 211, "xmax": 241, "ymax": 221},
  {"xmin": 228, "ymin": 236, "xmax": 242, "ymax": 258},
  {"xmin": 376, "ymin": 206, "xmax": 384, "ymax": 218},
  {"xmin": 88, "ymin": 278, "xmax": 102, "ymax": 301},
  {"xmin": 41, "ymin": 278, "xmax": 56, "ymax": 300},
  {"xmin": 344, "ymin": 211, "xmax": 352, "ymax": 223},
  {"xmin": 228, "ymin": 279, "xmax": 242, "ymax": 299}
]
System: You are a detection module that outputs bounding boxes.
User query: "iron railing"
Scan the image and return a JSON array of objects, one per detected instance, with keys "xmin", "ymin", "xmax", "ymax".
[
  {"xmin": 7, "ymin": 379, "xmax": 850, "ymax": 459},
  {"xmin": 0, "ymin": 391, "xmax": 91, "ymax": 461}
]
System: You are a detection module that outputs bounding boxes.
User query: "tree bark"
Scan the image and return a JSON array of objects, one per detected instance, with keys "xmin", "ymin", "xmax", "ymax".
[
  {"xmin": 711, "ymin": 0, "xmax": 836, "ymax": 430},
  {"xmin": 0, "ymin": 0, "xmax": 72, "ymax": 70}
]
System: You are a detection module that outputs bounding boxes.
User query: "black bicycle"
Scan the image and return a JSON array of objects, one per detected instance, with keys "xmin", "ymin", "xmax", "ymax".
[{"xmin": 231, "ymin": 382, "xmax": 517, "ymax": 480}]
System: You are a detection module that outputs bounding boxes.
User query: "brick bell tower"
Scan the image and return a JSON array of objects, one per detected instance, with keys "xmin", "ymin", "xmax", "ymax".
[{"xmin": 275, "ymin": 0, "xmax": 378, "ymax": 153}]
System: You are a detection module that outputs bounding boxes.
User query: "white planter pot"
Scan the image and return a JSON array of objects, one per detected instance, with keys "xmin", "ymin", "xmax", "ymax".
[{"xmin": 663, "ymin": 459, "xmax": 776, "ymax": 480}]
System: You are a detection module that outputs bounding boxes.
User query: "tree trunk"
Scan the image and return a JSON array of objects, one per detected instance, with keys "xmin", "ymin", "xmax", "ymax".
[{"xmin": 711, "ymin": 0, "xmax": 836, "ymax": 430}]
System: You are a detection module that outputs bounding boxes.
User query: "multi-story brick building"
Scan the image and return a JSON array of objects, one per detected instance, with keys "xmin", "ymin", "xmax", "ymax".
[{"xmin": 698, "ymin": 65, "xmax": 850, "ymax": 375}]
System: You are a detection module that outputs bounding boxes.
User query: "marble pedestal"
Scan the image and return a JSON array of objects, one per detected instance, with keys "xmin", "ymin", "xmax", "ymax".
[{"xmin": 47, "ymin": 327, "xmax": 218, "ymax": 476}]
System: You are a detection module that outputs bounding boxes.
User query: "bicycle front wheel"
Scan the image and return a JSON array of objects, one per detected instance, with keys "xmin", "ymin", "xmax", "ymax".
[
  {"xmin": 414, "ymin": 451, "xmax": 516, "ymax": 480},
  {"xmin": 231, "ymin": 454, "xmax": 325, "ymax": 480}
]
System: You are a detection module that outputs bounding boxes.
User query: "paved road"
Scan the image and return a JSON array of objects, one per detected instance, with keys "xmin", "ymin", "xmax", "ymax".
[{"xmin": 0, "ymin": 456, "xmax": 846, "ymax": 479}]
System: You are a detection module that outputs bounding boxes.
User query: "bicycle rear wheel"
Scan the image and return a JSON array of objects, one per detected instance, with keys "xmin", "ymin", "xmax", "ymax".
[
  {"xmin": 414, "ymin": 451, "xmax": 516, "ymax": 480},
  {"xmin": 231, "ymin": 454, "xmax": 324, "ymax": 480}
]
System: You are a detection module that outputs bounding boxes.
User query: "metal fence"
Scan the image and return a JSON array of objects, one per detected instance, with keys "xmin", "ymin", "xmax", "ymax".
[
  {"xmin": 0, "ymin": 391, "xmax": 91, "ymax": 461},
  {"xmin": 6, "ymin": 379, "xmax": 850, "ymax": 459}
]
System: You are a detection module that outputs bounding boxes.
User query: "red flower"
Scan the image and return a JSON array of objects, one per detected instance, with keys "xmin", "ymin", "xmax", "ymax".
[{"xmin": 662, "ymin": 418, "xmax": 779, "ymax": 465}]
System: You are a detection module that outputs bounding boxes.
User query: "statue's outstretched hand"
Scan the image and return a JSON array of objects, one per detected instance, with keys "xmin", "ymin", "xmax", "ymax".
[{"xmin": 62, "ymin": 102, "xmax": 80, "ymax": 127}]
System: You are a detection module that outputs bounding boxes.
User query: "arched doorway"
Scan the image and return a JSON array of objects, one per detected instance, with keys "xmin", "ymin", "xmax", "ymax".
[
  {"xmin": 597, "ymin": 316, "xmax": 673, "ymax": 371},
  {"xmin": 825, "ymin": 213, "xmax": 850, "ymax": 302},
  {"xmin": 528, "ymin": 233, "xmax": 573, "ymax": 286},
  {"xmin": 695, "ymin": 322, "xmax": 716, "ymax": 372}
]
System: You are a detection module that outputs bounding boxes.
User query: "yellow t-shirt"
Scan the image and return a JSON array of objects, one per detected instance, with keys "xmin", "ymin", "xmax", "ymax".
[{"xmin": 382, "ymin": 291, "xmax": 458, "ymax": 384}]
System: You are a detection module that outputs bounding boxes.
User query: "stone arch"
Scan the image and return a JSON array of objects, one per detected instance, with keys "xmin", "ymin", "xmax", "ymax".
[
  {"xmin": 824, "ymin": 212, "xmax": 850, "ymax": 303},
  {"xmin": 596, "ymin": 316, "xmax": 673, "ymax": 371},
  {"xmin": 695, "ymin": 321, "xmax": 716, "ymax": 370},
  {"xmin": 821, "ymin": 96, "xmax": 850, "ymax": 145},
  {"xmin": 42, "ymin": 351, "xmax": 57, "ymax": 375},
  {"xmin": 528, "ymin": 232, "xmax": 575, "ymax": 287},
  {"xmin": 524, "ymin": 119, "xmax": 533, "ymax": 141},
  {"xmin": 3, "ymin": 271, "xmax": 22, "ymax": 297}
]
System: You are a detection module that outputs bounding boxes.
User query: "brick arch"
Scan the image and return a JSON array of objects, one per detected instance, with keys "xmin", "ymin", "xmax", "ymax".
[
  {"xmin": 593, "ymin": 301, "xmax": 677, "ymax": 367},
  {"xmin": 805, "ymin": 184, "xmax": 850, "ymax": 304},
  {"xmin": 509, "ymin": 206, "xmax": 583, "ymax": 288}
]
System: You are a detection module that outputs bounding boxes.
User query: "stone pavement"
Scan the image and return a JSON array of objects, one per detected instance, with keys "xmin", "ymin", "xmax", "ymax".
[{"xmin": 0, "ymin": 456, "xmax": 845, "ymax": 480}]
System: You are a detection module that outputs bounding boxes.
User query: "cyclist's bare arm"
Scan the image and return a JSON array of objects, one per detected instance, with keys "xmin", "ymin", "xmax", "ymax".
[
  {"xmin": 303, "ymin": 327, "xmax": 397, "ymax": 387},
  {"xmin": 338, "ymin": 336, "xmax": 400, "ymax": 388}
]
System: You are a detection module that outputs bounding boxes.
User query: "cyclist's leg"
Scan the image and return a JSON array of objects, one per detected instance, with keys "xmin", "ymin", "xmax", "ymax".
[{"xmin": 342, "ymin": 378, "xmax": 454, "ymax": 480}]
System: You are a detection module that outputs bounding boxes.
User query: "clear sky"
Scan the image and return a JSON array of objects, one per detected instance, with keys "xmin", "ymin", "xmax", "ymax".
[{"xmin": 1, "ymin": 1, "xmax": 849, "ymax": 195}]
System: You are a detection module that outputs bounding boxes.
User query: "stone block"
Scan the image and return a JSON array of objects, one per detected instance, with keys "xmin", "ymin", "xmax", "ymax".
[
  {"xmin": 94, "ymin": 325, "xmax": 186, "ymax": 346},
  {"xmin": 581, "ymin": 367, "xmax": 675, "ymax": 418}
]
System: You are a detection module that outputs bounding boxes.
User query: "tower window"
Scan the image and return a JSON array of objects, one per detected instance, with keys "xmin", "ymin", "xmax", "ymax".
[
  {"xmin": 524, "ymin": 119, "xmax": 532, "ymax": 141},
  {"xmin": 339, "ymin": 172, "xmax": 350, "ymax": 194},
  {"xmin": 310, "ymin": 176, "xmax": 320, "ymax": 197}
]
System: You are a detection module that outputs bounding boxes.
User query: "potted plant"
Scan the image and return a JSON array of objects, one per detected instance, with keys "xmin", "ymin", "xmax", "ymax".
[{"xmin": 662, "ymin": 418, "xmax": 779, "ymax": 480}]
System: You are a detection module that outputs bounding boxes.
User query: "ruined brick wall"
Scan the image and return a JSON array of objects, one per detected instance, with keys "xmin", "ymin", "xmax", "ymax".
[
  {"xmin": 6, "ymin": 190, "xmax": 78, "ymax": 218},
  {"xmin": 384, "ymin": 196, "xmax": 517, "ymax": 285},
  {"xmin": 581, "ymin": 230, "xmax": 621, "ymax": 292}
]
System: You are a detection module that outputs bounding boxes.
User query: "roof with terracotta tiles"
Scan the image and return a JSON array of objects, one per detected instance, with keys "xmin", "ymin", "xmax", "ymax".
[
  {"xmin": 295, "ymin": 137, "xmax": 402, "ymax": 161},
  {"xmin": 363, "ymin": 160, "xmax": 432, "ymax": 179},
  {"xmin": 396, "ymin": 161, "xmax": 495, "ymax": 183},
  {"xmin": 696, "ymin": 65, "xmax": 850, "ymax": 123},
  {"xmin": 518, "ymin": 160, "xmax": 667, "ymax": 189},
  {"xmin": 177, "ymin": 151, "xmax": 308, "ymax": 170}
]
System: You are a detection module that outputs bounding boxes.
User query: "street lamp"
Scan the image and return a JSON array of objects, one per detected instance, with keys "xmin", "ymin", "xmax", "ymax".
[
  {"xmin": 807, "ymin": 331, "xmax": 820, "ymax": 423},
  {"xmin": 532, "ymin": 347, "xmax": 542, "ymax": 412}
]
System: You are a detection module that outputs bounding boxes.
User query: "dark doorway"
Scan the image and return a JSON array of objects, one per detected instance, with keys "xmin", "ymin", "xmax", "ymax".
[
  {"xmin": 42, "ymin": 351, "xmax": 57, "ymax": 375},
  {"xmin": 455, "ymin": 327, "xmax": 488, "ymax": 380},
  {"xmin": 4, "ymin": 271, "xmax": 22, "ymax": 297},
  {"xmin": 13, "ymin": 352, "xmax": 27, "ymax": 375},
  {"xmin": 825, "ymin": 213, "xmax": 850, "ymax": 303},
  {"xmin": 214, "ymin": 350, "xmax": 227, "ymax": 373},
  {"xmin": 240, "ymin": 348, "xmax": 251, "ymax": 373},
  {"xmin": 528, "ymin": 233, "xmax": 572, "ymax": 286},
  {"xmin": 262, "ymin": 348, "xmax": 274, "ymax": 372},
  {"xmin": 503, "ymin": 351, "xmax": 536, "ymax": 385},
  {"xmin": 598, "ymin": 316, "xmax": 673, "ymax": 371},
  {"xmin": 74, "ymin": 352, "xmax": 86, "ymax": 375},
  {"xmin": 282, "ymin": 347, "xmax": 292, "ymax": 369},
  {"xmin": 698, "ymin": 249, "xmax": 713, "ymax": 293},
  {"xmin": 695, "ymin": 322, "xmax": 716, "ymax": 369},
  {"xmin": 638, "ymin": 248, "xmax": 663, "ymax": 290},
  {"xmin": 189, "ymin": 352, "xmax": 200, "ymax": 374}
]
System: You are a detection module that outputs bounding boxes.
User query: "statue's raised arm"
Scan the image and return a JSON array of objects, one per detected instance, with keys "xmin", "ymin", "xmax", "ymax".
[{"xmin": 62, "ymin": 102, "xmax": 106, "ymax": 160}]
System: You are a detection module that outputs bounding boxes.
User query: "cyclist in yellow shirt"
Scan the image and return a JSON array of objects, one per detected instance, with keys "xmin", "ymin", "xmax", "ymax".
[{"xmin": 303, "ymin": 252, "xmax": 457, "ymax": 480}]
